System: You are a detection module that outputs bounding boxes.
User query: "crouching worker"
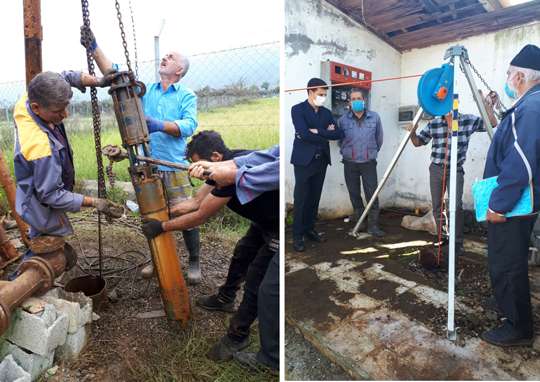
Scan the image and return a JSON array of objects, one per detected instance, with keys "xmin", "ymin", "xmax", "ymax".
[
  {"xmin": 141, "ymin": 141, "xmax": 279, "ymax": 371},
  {"xmin": 13, "ymin": 71, "xmax": 123, "ymax": 255}
]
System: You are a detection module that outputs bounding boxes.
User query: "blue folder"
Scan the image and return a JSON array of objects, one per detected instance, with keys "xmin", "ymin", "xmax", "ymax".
[{"xmin": 472, "ymin": 176, "xmax": 533, "ymax": 222}]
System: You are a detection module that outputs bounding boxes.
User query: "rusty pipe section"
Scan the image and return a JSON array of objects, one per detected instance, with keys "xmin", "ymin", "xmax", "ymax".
[
  {"xmin": 108, "ymin": 71, "xmax": 190, "ymax": 325},
  {"xmin": 23, "ymin": 0, "xmax": 42, "ymax": 85},
  {"xmin": 0, "ymin": 149, "xmax": 30, "ymax": 247},
  {"xmin": 0, "ymin": 225, "xmax": 18, "ymax": 262},
  {"xmin": 0, "ymin": 247, "xmax": 66, "ymax": 335}
]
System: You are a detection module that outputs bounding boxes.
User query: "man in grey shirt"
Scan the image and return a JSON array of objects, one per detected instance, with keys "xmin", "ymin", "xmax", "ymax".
[{"xmin": 337, "ymin": 89, "xmax": 384, "ymax": 237}]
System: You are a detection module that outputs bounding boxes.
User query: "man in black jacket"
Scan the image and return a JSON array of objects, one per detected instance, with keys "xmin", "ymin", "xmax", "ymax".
[{"xmin": 290, "ymin": 78, "xmax": 344, "ymax": 252}]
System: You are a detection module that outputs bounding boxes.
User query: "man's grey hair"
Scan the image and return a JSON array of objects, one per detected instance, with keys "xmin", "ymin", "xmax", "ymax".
[
  {"xmin": 509, "ymin": 65, "xmax": 540, "ymax": 84},
  {"xmin": 28, "ymin": 71, "xmax": 73, "ymax": 108},
  {"xmin": 179, "ymin": 55, "xmax": 190, "ymax": 78}
]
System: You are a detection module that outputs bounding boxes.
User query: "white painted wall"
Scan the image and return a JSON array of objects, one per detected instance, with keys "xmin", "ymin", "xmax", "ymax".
[
  {"xmin": 284, "ymin": 0, "xmax": 540, "ymax": 217},
  {"xmin": 284, "ymin": 0, "xmax": 402, "ymax": 218},
  {"xmin": 399, "ymin": 21, "xmax": 540, "ymax": 210}
]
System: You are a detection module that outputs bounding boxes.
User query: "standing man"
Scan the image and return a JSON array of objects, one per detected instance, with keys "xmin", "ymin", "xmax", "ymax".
[
  {"xmin": 13, "ymin": 71, "xmax": 122, "ymax": 244},
  {"xmin": 481, "ymin": 44, "xmax": 540, "ymax": 347},
  {"xmin": 409, "ymin": 106, "xmax": 497, "ymax": 254},
  {"xmin": 80, "ymin": 27, "xmax": 202, "ymax": 284},
  {"xmin": 290, "ymin": 78, "xmax": 344, "ymax": 252},
  {"xmin": 337, "ymin": 89, "xmax": 384, "ymax": 237}
]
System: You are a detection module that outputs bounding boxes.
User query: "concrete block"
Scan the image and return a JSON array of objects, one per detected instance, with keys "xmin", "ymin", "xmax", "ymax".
[
  {"xmin": 0, "ymin": 342, "xmax": 53, "ymax": 381},
  {"xmin": 0, "ymin": 355, "xmax": 31, "ymax": 382},
  {"xmin": 42, "ymin": 289, "xmax": 93, "ymax": 334},
  {"xmin": 55, "ymin": 324, "xmax": 90, "ymax": 361},
  {"xmin": 6, "ymin": 304, "xmax": 68, "ymax": 357}
]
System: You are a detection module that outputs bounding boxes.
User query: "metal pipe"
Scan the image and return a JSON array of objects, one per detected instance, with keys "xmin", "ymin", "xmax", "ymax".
[
  {"xmin": 0, "ymin": 248, "xmax": 67, "ymax": 335},
  {"xmin": 0, "ymin": 225, "xmax": 18, "ymax": 262},
  {"xmin": 154, "ymin": 36, "xmax": 160, "ymax": 83},
  {"xmin": 23, "ymin": 0, "xmax": 42, "ymax": 85},
  {"xmin": 352, "ymin": 107, "xmax": 424, "ymax": 236},
  {"xmin": 0, "ymin": 149, "xmax": 30, "ymax": 247}
]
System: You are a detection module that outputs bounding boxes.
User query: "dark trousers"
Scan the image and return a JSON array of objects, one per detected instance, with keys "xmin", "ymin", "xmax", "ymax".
[
  {"xmin": 343, "ymin": 160, "xmax": 379, "ymax": 222},
  {"xmin": 218, "ymin": 224, "xmax": 265, "ymax": 303},
  {"xmin": 256, "ymin": 253, "xmax": 279, "ymax": 370},
  {"xmin": 488, "ymin": 216, "xmax": 535, "ymax": 336},
  {"xmin": 429, "ymin": 163, "xmax": 464, "ymax": 246},
  {"xmin": 293, "ymin": 156, "xmax": 328, "ymax": 239},
  {"xmin": 227, "ymin": 228, "xmax": 278, "ymax": 342}
]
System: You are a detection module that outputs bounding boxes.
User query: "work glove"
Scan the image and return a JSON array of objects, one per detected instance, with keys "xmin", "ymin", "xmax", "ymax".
[
  {"xmin": 141, "ymin": 219, "xmax": 164, "ymax": 240},
  {"xmin": 80, "ymin": 25, "xmax": 98, "ymax": 53},
  {"xmin": 145, "ymin": 116, "xmax": 165, "ymax": 133},
  {"xmin": 93, "ymin": 198, "xmax": 124, "ymax": 219}
]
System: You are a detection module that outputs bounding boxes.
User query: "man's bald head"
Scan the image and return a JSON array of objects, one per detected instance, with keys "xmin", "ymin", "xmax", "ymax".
[{"xmin": 159, "ymin": 51, "xmax": 190, "ymax": 81}]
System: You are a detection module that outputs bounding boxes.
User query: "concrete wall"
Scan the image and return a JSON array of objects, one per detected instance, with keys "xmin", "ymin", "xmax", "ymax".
[
  {"xmin": 284, "ymin": 0, "xmax": 540, "ymax": 216},
  {"xmin": 284, "ymin": 0, "xmax": 402, "ymax": 218},
  {"xmin": 398, "ymin": 21, "xmax": 540, "ymax": 210}
]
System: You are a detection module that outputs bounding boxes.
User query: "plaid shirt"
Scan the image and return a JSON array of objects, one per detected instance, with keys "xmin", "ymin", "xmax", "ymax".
[{"xmin": 417, "ymin": 114, "xmax": 484, "ymax": 167}]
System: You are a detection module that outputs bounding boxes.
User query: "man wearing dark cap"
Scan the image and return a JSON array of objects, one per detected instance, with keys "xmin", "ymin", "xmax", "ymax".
[
  {"xmin": 482, "ymin": 44, "xmax": 540, "ymax": 347},
  {"xmin": 290, "ymin": 78, "xmax": 344, "ymax": 252}
]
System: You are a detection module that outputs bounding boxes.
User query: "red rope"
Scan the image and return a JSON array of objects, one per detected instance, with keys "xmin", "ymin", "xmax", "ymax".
[{"xmin": 284, "ymin": 74, "xmax": 422, "ymax": 93}]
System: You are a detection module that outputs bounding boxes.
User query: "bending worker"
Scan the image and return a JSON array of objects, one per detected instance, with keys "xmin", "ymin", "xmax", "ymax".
[
  {"xmin": 337, "ymin": 88, "xmax": 385, "ymax": 237},
  {"xmin": 80, "ymin": 26, "xmax": 202, "ymax": 284},
  {"xmin": 13, "ymin": 71, "xmax": 122, "ymax": 248},
  {"xmin": 481, "ymin": 44, "xmax": 540, "ymax": 347},
  {"xmin": 141, "ymin": 146, "xmax": 279, "ymax": 373}
]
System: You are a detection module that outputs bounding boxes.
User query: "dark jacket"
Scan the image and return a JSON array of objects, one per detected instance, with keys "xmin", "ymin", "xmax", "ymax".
[
  {"xmin": 290, "ymin": 100, "xmax": 344, "ymax": 166},
  {"xmin": 484, "ymin": 84, "xmax": 540, "ymax": 213}
]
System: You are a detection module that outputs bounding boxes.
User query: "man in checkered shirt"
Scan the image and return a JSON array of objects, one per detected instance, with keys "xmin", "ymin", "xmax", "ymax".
[{"xmin": 410, "ymin": 110, "xmax": 497, "ymax": 255}]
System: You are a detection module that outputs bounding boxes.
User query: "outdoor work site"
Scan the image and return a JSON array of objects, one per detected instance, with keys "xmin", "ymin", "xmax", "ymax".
[
  {"xmin": 284, "ymin": 0, "xmax": 540, "ymax": 380},
  {"xmin": 0, "ymin": 0, "xmax": 279, "ymax": 381}
]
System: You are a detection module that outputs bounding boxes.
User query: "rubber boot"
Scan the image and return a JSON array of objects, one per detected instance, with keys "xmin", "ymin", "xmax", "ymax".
[
  {"xmin": 367, "ymin": 209, "xmax": 385, "ymax": 237},
  {"xmin": 183, "ymin": 228, "xmax": 201, "ymax": 285}
]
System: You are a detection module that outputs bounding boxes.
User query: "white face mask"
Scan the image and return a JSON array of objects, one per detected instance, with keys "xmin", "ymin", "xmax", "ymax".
[{"xmin": 314, "ymin": 95, "xmax": 327, "ymax": 107}]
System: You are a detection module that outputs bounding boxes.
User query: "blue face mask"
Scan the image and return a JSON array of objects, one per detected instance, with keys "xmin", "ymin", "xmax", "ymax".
[
  {"xmin": 351, "ymin": 100, "xmax": 365, "ymax": 112},
  {"xmin": 504, "ymin": 82, "xmax": 517, "ymax": 100}
]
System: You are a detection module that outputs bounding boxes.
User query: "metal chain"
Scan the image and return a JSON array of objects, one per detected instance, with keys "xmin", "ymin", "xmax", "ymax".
[
  {"xmin": 106, "ymin": 160, "xmax": 116, "ymax": 189},
  {"xmin": 461, "ymin": 57, "xmax": 507, "ymax": 113},
  {"xmin": 114, "ymin": 0, "xmax": 133, "ymax": 73},
  {"xmin": 81, "ymin": 0, "xmax": 106, "ymax": 277},
  {"xmin": 128, "ymin": 0, "xmax": 139, "ymax": 78}
]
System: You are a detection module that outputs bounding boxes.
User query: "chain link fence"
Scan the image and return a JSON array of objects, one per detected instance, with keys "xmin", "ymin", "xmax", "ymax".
[{"xmin": 0, "ymin": 42, "xmax": 280, "ymax": 154}]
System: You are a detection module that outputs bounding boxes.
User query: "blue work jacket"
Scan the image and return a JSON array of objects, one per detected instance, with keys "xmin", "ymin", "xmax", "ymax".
[
  {"xmin": 337, "ymin": 110, "xmax": 383, "ymax": 163},
  {"xmin": 484, "ymin": 84, "xmax": 540, "ymax": 213}
]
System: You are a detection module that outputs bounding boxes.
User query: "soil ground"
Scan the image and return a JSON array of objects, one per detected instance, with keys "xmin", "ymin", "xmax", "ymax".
[
  {"xmin": 3, "ymin": 210, "xmax": 277, "ymax": 382},
  {"xmin": 285, "ymin": 210, "xmax": 540, "ymax": 377}
]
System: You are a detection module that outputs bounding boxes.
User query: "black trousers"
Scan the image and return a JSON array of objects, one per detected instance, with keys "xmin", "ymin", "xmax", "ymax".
[
  {"xmin": 227, "ymin": 227, "xmax": 278, "ymax": 343},
  {"xmin": 218, "ymin": 224, "xmax": 265, "ymax": 303},
  {"xmin": 293, "ymin": 156, "xmax": 328, "ymax": 239},
  {"xmin": 343, "ymin": 160, "xmax": 379, "ymax": 218},
  {"xmin": 488, "ymin": 216, "xmax": 536, "ymax": 336},
  {"xmin": 256, "ymin": 253, "xmax": 279, "ymax": 369}
]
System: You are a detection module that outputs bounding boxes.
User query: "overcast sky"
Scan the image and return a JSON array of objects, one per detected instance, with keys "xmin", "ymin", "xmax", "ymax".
[{"xmin": 0, "ymin": 0, "xmax": 282, "ymax": 83}]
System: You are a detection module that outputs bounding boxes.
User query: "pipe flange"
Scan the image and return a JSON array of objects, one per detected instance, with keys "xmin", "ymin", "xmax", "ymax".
[
  {"xmin": 0, "ymin": 300, "xmax": 11, "ymax": 336},
  {"xmin": 19, "ymin": 257, "xmax": 55, "ymax": 290},
  {"xmin": 29, "ymin": 236, "xmax": 65, "ymax": 255}
]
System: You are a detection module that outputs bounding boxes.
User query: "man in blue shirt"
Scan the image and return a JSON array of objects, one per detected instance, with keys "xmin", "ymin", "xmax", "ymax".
[
  {"xmin": 80, "ymin": 27, "xmax": 202, "ymax": 284},
  {"xmin": 338, "ymin": 89, "xmax": 384, "ymax": 237},
  {"xmin": 481, "ymin": 44, "xmax": 540, "ymax": 347},
  {"xmin": 290, "ymin": 78, "xmax": 344, "ymax": 252}
]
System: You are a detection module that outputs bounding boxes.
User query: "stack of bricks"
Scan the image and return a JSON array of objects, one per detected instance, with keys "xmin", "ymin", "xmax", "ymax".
[{"xmin": 0, "ymin": 288, "xmax": 94, "ymax": 381}]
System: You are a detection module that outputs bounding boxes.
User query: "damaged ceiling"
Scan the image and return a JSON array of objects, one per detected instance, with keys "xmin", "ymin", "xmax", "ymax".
[{"xmin": 325, "ymin": 0, "xmax": 540, "ymax": 51}]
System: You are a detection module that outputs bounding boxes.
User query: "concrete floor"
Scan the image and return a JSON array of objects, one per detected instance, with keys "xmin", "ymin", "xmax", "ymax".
[{"xmin": 285, "ymin": 214, "xmax": 540, "ymax": 380}]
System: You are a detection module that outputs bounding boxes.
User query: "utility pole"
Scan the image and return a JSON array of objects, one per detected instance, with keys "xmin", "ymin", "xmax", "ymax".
[
  {"xmin": 23, "ymin": 0, "xmax": 42, "ymax": 85},
  {"xmin": 154, "ymin": 19, "xmax": 165, "ymax": 82}
]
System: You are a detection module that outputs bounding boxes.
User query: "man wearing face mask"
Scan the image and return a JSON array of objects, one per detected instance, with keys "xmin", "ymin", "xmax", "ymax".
[
  {"xmin": 80, "ymin": 26, "xmax": 202, "ymax": 284},
  {"xmin": 481, "ymin": 44, "xmax": 540, "ymax": 347},
  {"xmin": 337, "ymin": 89, "xmax": 384, "ymax": 237},
  {"xmin": 290, "ymin": 78, "xmax": 344, "ymax": 252}
]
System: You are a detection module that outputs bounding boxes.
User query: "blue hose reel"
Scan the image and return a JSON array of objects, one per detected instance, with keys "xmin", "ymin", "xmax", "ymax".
[{"xmin": 417, "ymin": 63, "xmax": 454, "ymax": 117}]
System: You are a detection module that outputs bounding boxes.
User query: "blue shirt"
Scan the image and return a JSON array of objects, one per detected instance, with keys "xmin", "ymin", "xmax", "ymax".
[
  {"xmin": 484, "ymin": 84, "xmax": 540, "ymax": 213},
  {"xmin": 233, "ymin": 145, "xmax": 279, "ymax": 204},
  {"xmin": 337, "ymin": 110, "xmax": 383, "ymax": 163},
  {"xmin": 142, "ymin": 82, "xmax": 198, "ymax": 168}
]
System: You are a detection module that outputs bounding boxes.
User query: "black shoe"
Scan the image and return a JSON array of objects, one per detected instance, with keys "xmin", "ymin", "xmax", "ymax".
[
  {"xmin": 481, "ymin": 322, "xmax": 533, "ymax": 347},
  {"xmin": 207, "ymin": 335, "xmax": 250, "ymax": 361},
  {"xmin": 367, "ymin": 226, "xmax": 385, "ymax": 238},
  {"xmin": 233, "ymin": 351, "xmax": 278, "ymax": 375},
  {"xmin": 293, "ymin": 238, "xmax": 305, "ymax": 252},
  {"xmin": 196, "ymin": 294, "xmax": 235, "ymax": 313},
  {"xmin": 484, "ymin": 296, "xmax": 503, "ymax": 316},
  {"xmin": 305, "ymin": 230, "xmax": 325, "ymax": 242}
]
